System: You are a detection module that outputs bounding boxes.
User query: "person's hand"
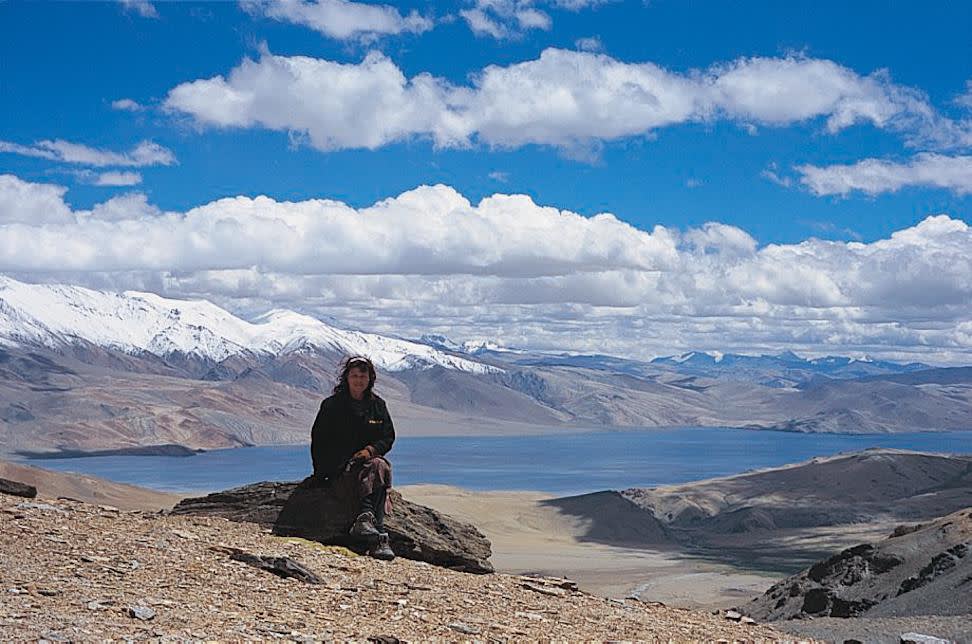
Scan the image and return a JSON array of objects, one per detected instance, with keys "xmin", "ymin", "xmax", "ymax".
[{"xmin": 352, "ymin": 448, "xmax": 372, "ymax": 462}]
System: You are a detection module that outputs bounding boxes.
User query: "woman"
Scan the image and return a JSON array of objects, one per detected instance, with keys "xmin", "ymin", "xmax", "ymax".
[{"xmin": 310, "ymin": 356, "xmax": 396, "ymax": 560}]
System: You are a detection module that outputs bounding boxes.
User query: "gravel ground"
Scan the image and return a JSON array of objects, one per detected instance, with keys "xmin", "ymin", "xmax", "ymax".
[
  {"xmin": 776, "ymin": 615, "xmax": 972, "ymax": 643},
  {"xmin": 0, "ymin": 493, "xmax": 788, "ymax": 642}
]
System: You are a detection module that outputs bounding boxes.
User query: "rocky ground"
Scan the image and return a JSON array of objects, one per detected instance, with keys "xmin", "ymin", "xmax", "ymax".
[{"xmin": 0, "ymin": 492, "xmax": 785, "ymax": 642}]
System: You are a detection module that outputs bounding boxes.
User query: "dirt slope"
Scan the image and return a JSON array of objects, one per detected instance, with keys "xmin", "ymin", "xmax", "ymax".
[{"xmin": 0, "ymin": 491, "xmax": 782, "ymax": 641}]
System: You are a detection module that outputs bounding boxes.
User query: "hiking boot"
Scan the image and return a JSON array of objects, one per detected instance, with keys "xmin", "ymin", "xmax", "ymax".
[
  {"xmin": 369, "ymin": 533, "xmax": 395, "ymax": 561},
  {"xmin": 349, "ymin": 511, "xmax": 380, "ymax": 540}
]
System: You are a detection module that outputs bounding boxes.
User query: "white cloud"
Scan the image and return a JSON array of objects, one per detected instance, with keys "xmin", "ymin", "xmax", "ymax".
[
  {"xmin": 2, "ymin": 174, "xmax": 972, "ymax": 362},
  {"xmin": 552, "ymin": 0, "xmax": 609, "ymax": 8},
  {"xmin": 0, "ymin": 175, "xmax": 74, "ymax": 224},
  {"xmin": 0, "ymin": 139, "xmax": 176, "ymax": 168},
  {"xmin": 461, "ymin": 0, "xmax": 608, "ymax": 39},
  {"xmin": 797, "ymin": 154, "xmax": 972, "ymax": 196},
  {"xmin": 574, "ymin": 36, "xmax": 603, "ymax": 52},
  {"xmin": 488, "ymin": 170, "xmax": 510, "ymax": 182},
  {"xmin": 242, "ymin": 0, "xmax": 433, "ymax": 41},
  {"xmin": 956, "ymin": 80, "xmax": 972, "ymax": 110},
  {"xmin": 164, "ymin": 48, "xmax": 970, "ymax": 156},
  {"xmin": 118, "ymin": 0, "xmax": 158, "ymax": 18},
  {"xmin": 111, "ymin": 98, "xmax": 144, "ymax": 112},
  {"xmin": 94, "ymin": 171, "xmax": 143, "ymax": 187},
  {"xmin": 461, "ymin": 1, "xmax": 551, "ymax": 39},
  {"xmin": 761, "ymin": 163, "xmax": 793, "ymax": 188}
]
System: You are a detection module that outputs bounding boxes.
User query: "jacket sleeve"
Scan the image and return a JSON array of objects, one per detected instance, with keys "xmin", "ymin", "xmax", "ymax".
[
  {"xmin": 310, "ymin": 398, "xmax": 338, "ymax": 478},
  {"xmin": 370, "ymin": 399, "xmax": 395, "ymax": 457}
]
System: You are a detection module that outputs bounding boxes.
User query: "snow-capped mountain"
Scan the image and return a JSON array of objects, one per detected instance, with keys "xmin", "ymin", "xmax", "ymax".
[
  {"xmin": 418, "ymin": 334, "xmax": 518, "ymax": 356},
  {"xmin": 0, "ymin": 276, "xmax": 499, "ymax": 374},
  {"xmin": 651, "ymin": 350, "xmax": 925, "ymax": 374}
]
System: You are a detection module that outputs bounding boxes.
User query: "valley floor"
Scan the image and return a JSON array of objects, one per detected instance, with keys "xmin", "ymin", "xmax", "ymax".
[{"xmin": 400, "ymin": 484, "xmax": 778, "ymax": 610}]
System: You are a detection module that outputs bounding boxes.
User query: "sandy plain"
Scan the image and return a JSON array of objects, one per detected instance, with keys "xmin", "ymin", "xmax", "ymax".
[{"xmin": 400, "ymin": 484, "xmax": 782, "ymax": 610}]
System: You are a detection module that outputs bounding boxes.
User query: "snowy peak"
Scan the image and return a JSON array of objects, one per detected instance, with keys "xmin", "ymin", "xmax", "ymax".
[
  {"xmin": 418, "ymin": 334, "xmax": 518, "ymax": 356},
  {"xmin": 0, "ymin": 276, "xmax": 500, "ymax": 374}
]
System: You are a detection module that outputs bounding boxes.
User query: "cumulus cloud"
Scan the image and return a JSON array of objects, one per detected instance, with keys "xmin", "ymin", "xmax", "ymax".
[
  {"xmin": 111, "ymin": 98, "xmax": 144, "ymax": 112},
  {"xmin": 797, "ymin": 154, "xmax": 972, "ymax": 196},
  {"xmin": 0, "ymin": 175, "xmax": 74, "ymax": 224},
  {"xmin": 2, "ymin": 173, "xmax": 972, "ymax": 362},
  {"xmin": 164, "ymin": 48, "xmax": 969, "ymax": 156},
  {"xmin": 0, "ymin": 139, "xmax": 176, "ymax": 168},
  {"xmin": 242, "ymin": 0, "xmax": 433, "ymax": 41},
  {"xmin": 118, "ymin": 0, "xmax": 158, "ymax": 18}
]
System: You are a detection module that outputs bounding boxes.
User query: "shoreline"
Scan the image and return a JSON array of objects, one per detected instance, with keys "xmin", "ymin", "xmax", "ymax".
[{"xmin": 6, "ymin": 425, "xmax": 967, "ymax": 463}]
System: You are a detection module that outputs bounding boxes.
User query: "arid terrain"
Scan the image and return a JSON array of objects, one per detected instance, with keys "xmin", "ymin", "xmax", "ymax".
[
  {"xmin": 4, "ymin": 449, "xmax": 972, "ymax": 641},
  {"xmin": 0, "ymin": 490, "xmax": 781, "ymax": 641}
]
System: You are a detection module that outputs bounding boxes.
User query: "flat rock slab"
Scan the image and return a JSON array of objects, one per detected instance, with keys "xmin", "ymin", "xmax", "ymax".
[
  {"xmin": 0, "ymin": 477, "xmax": 37, "ymax": 498},
  {"xmin": 172, "ymin": 478, "xmax": 493, "ymax": 574}
]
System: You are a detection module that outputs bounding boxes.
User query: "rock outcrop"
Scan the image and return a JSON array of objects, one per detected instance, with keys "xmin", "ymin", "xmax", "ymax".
[
  {"xmin": 0, "ymin": 477, "xmax": 36, "ymax": 498},
  {"xmin": 741, "ymin": 507, "xmax": 972, "ymax": 621},
  {"xmin": 171, "ymin": 478, "xmax": 494, "ymax": 574}
]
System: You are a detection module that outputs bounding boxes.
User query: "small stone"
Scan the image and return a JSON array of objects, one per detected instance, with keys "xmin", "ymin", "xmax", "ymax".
[
  {"xmin": 37, "ymin": 589, "xmax": 61, "ymax": 597},
  {"xmin": 515, "ymin": 611, "xmax": 543, "ymax": 621},
  {"xmin": 128, "ymin": 605, "xmax": 157, "ymax": 621},
  {"xmin": 7, "ymin": 587, "xmax": 26, "ymax": 594},
  {"xmin": 86, "ymin": 601, "xmax": 110, "ymax": 611},
  {"xmin": 900, "ymin": 634, "xmax": 950, "ymax": 644},
  {"xmin": 16, "ymin": 502, "xmax": 66, "ymax": 514},
  {"xmin": 448, "ymin": 622, "xmax": 481, "ymax": 635},
  {"xmin": 741, "ymin": 616, "xmax": 757, "ymax": 625},
  {"xmin": 521, "ymin": 582, "xmax": 566, "ymax": 597},
  {"xmin": 724, "ymin": 610, "xmax": 743, "ymax": 621},
  {"xmin": 80, "ymin": 555, "xmax": 109, "ymax": 563}
]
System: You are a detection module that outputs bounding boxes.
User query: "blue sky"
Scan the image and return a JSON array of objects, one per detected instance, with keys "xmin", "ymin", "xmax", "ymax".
[{"xmin": 1, "ymin": 1, "xmax": 971, "ymax": 362}]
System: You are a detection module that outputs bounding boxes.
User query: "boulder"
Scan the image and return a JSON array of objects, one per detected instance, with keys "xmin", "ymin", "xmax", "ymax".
[
  {"xmin": 171, "ymin": 477, "xmax": 493, "ymax": 574},
  {"xmin": 0, "ymin": 477, "xmax": 37, "ymax": 498}
]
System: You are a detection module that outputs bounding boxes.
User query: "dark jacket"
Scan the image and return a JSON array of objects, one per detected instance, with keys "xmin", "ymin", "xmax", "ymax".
[{"xmin": 310, "ymin": 392, "xmax": 395, "ymax": 480}]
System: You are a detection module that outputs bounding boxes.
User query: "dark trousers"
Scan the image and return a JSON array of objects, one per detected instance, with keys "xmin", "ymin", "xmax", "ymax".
[{"xmin": 334, "ymin": 456, "xmax": 392, "ymax": 530}]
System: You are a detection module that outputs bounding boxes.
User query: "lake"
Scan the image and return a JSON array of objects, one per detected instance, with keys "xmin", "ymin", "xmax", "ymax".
[{"xmin": 19, "ymin": 428, "xmax": 972, "ymax": 495}]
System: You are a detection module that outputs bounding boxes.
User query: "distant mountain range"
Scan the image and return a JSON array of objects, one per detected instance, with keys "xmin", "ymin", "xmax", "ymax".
[
  {"xmin": 0, "ymin": 275, "xmax": 495, "ymax": 374},
  {"xmin": 1, "ymin": 276, "xmax": 971, "ymax": 454}
]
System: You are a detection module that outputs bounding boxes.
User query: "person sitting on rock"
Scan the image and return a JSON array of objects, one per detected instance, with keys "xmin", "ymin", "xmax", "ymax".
[{"xmin": 311, "ymin": 355, "xmax": 396, "ymax": 561}]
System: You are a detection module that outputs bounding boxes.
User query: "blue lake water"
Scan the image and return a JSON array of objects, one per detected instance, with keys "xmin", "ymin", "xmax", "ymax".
[{"xmin": 19, "ymin": 428, "xmax": 972, "ymax": 496}]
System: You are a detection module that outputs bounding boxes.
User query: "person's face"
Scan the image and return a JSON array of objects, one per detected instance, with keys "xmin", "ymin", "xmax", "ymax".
[{"xmin": 347, "ymin": 366, "xmax": 370, "ymax": 399}]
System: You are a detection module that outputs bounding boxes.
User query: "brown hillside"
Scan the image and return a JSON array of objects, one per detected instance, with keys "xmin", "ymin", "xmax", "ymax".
[{"xmin": 0, "ymin": 491, "xmax": 783, "ymax": 641}]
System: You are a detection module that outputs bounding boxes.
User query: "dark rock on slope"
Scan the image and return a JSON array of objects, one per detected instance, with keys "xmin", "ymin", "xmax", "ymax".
[
  {"xmin": 0, "ymin": 477, "xmax": 36, "ymax": 498},
  {"xmin": 171, "ymin": 478, "xmax": 494, "ymax": 574},
  {"xmin": 741, "ymin": 507, "xmax": 972, "ymax": 620}
]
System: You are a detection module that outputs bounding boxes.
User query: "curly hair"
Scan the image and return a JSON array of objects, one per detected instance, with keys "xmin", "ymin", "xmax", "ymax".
[{"xmin": 333, "ymin": 355, "xmax": 377, "ymax": 397}]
